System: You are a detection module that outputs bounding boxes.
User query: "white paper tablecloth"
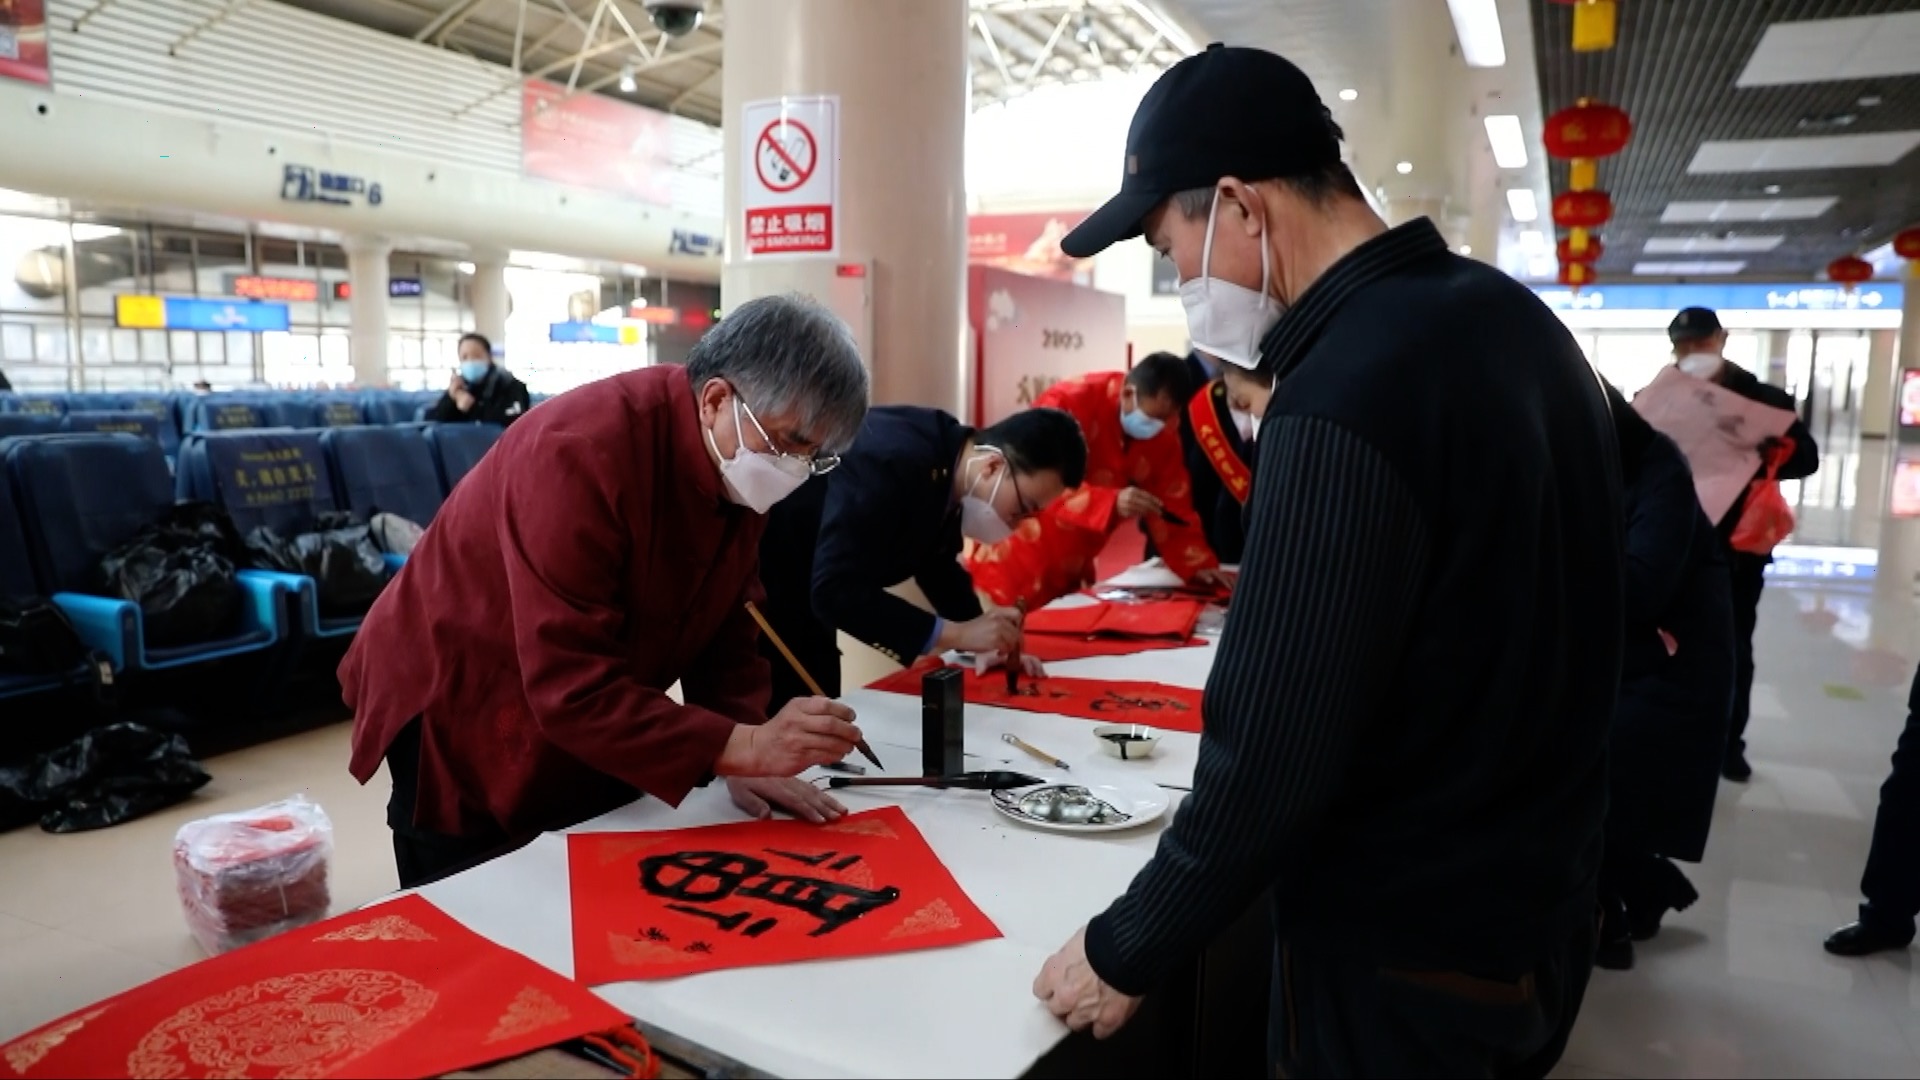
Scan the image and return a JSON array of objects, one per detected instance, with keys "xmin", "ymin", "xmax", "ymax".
[{"xmin": 414, "ymin": 576, "xmax": 1218, "ymax": 1079}]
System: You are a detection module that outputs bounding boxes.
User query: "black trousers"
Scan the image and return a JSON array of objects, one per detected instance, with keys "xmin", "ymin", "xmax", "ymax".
[
  {"xmin": 384, "ymin": 719, "xmax": 516, "ymax": 890},
  {"xmin": 1271, "ymin": 922, "xmax": 1595, "ymax": 1080},
  {"xmin": 1860, "ymin": 666, "xmax": 1920, "ymax": 934},
  {"xmin": 1725, "ymin": 550, "xmax": 1770, "ymax": 755}
]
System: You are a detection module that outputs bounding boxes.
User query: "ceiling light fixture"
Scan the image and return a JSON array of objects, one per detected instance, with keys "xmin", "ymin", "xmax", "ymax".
[
  {"xmin": 70, "ymin": 224, "xmax": 123, "ymax": 242},
  {"xmin": 1459, "ymin": 244, "xmax": 1473, "ymax": 256},
  {"xmin": 1763, "ymin": 184, "xmax": 1782, "ymax": 195},
  {"xmin": 458, "ymin": 262, "xmax": 476, "ymax": 275},
  {"xmin": 618, "ymin": 63, "xmax": 637, "ymax": 93},
  {"xmin": 1506, "ymin": 187, "xmax": 1540, "ymax": 222},
  {"xmin": 1445, "ymin": 0, "xmax": 1507, "ymax": 68},
  {"xmin": 1339, "ymin": 88, "xmax": 1359, "ymax": 102},
  {"xmin": 1396, "ymin": 161, "xmax": 1414, "ymax": 175},
  {"xmin": 1074, "ymin": 13, "xmax": 1095, "ymax": 44},
  {"xmin": 1520, "ymin": 229, "xmax": 1548, "ymax": 252},
  {"xmin": 1483, "ymin": 114, "xmax": 1528, "ymax": 169}
]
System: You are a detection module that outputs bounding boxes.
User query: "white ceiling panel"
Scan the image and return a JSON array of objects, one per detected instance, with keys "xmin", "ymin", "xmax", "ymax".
[
  {"xmin": 1660, "ymin": 197, "xmax": 1838, "ymax": 224},
  {"xmin": 1633, "ymin": 261, "xmax": 1750, "ymax": 276},
  {"xmin": 1687, "ymin": 132, "xmax": 1920, "ymax": 174},
  {"xmin": 1736, "ymin": 11, "xmax": 1920, "ymax": 87},
  {"xmin": 1643, "ymin": 235, "xmax": 1787, "ymax": 255}
]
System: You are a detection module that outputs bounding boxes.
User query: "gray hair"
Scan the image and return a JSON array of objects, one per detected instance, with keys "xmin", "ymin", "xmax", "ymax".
[{"xmin": 686, "ymin": 293, "xmax": 870, "ymax": 453}]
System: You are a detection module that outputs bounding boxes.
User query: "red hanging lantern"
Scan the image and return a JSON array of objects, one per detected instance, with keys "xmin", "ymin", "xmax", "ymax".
[
  {"xmin": 1827, "ymin": 255, "xmax": 1874, "ymax": 290},
  {"xmin": 1552, "ymin": 190, "xmax": 1614, "ymax": 258},
  {"xmin": 1544, "ymin": 99, "xmax": 1633, "ymax": 192},
  {"xmin": 1558, "ymin": 262, "xmax": 1597, "ymax": 288},
  {"xmin": 1893, "ymin": 227, "xmax": 1920, "ymax": 261},
  {"xmin": 1557, "ymin": 236, "xmax": 1605, "ymax": 264},
  {"xmin": 1549, "ymin": 0, "xmax": 1619, "ymax": 52}
]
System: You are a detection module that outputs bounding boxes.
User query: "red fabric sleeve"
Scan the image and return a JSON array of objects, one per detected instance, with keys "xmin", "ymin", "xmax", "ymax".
[
  {"xmin": 681, "ymin": 569, "xmax": 775, "ymax": 726},
  {"xmin": 498, "ymin": 431, "xmax": 737, "ymax": 808},
  {"xmin": 1138, "ymin": 431, "xmax": 1219, "ymax": 578}
]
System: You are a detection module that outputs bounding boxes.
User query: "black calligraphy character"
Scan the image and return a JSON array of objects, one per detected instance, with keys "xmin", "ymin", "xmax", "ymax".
[
  {"xmin": 686, "ymin": 941, "xmax": 713, "ymax": 955},
  {"xmin": 828, "ymin": 854, "xmax": 862, "ymax": 872},
  {"xmin": 641, "ymin": 927, "xmax": 670, "ymax": 943},
  {"xmin": 665, "ymin": 904, "xmax": 753, "ymax": 931},
  {"xmin": 1091, "ymin": 691, "xmax": 1187, "ymax": 713},
  {"xmin": 641, "ymin": 850, "xmax": 902, "ymax": 938},
  {"xmin": 742, "ymin": 918, "xmax": 778, "ymax": 938},
  {"xmin": 764, "ymin": 848, "xmax": 838, "ymax": 867}
]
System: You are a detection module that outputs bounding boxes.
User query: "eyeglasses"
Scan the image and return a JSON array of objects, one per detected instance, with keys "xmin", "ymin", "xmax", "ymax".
[
  {"xmin": 736, "ymin": 393, "xmax": 842, "ymax": 476},
  {"xmin": 1006, "ymin": 473, "xmax": 1040, "ymax": 519}
]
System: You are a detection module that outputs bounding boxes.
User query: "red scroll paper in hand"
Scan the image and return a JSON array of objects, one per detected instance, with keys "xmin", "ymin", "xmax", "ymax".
[
  {"xmin": 868, "ymin": 665, "xmax": 1204, "ymax": 734},
  {"xmin": 0, "ymin": 893, "xmax": 627, "ymax": 1080},
  {"xmin": 569, "ymin": 805, "xmax": 999, "ymax": 985}
]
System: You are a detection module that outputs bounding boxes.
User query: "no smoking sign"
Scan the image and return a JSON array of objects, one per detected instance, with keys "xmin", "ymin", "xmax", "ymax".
[{"xmin": 741, "ymin": 96, "xmax": 839, "ymax": 258}]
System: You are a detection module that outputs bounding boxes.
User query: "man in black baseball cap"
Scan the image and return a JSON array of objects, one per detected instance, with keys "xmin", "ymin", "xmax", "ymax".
[
  {"xmin": 1667, "ymin": 306, "xmax": 1819, "ymax": 783},
  {"xmin": 1032, "ymin": 45, "xmax": 1623, "ymax": 1078}
]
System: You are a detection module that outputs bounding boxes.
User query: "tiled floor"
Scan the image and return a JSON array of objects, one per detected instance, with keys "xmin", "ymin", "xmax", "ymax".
[{"xmin": 5, "ymin": 436, "xmax": 1920, "ymax": 1077}]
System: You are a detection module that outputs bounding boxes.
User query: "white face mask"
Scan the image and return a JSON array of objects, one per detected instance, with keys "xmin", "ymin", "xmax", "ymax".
[
  {"xmin": 1677, "ymin": 352, "xmax": 1721, "ymax": 379},
  {"xmin": 1179, "ymin": 189, "xmax": 1283, "ymax": 370},
  {"xmin": 959, "ymin": 448, "xmax": 1015, "ymax": 544},
  {"xmin": 1230, "ymin": 408, "xmax": 1255, "ymax": 443},
  {"xmin": 706, "ymin": 395, "xmax": 810, "ymax": 514}
]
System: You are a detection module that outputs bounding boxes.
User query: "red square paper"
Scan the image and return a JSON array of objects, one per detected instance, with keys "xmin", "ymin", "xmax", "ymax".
[
  {"xmin": 0, "ymin": 894, "xmax": 626, "ymax": 1080},
  {"xmin": 867, "ymin": 666, "xmax": 1204, "ymax": 734},
  {"xmin": 568, "ymin": 806, "xmax": 999, "ymax": 985},
  {"xmin": 1024, "ymin": 598, "xmax": 1202, "ymax": 640}
]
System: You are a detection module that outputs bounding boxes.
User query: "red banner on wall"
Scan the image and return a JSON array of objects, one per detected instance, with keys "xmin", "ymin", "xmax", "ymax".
[
  {"xmin": 0, "ymin": 0, "xmax": 51, "ymax": 86},
  {"xmin": 521, "ymin": 80, "xmax": 674, "ymax": 206},
  {"xmin": 969, "ymin": 212, "xmax": 1094, "ymax": 284}
]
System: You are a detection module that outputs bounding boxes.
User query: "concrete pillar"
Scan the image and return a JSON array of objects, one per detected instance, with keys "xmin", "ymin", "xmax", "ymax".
[
  {"xmin": 468, "ymin": 252, "xmax": 509, "ymax": 348},
  {"xmin": 1861, "ymin": 327, "xmax": 1898, "ymax": 438},
  {"xmin": 343, "ymin": 235, "xmax": 393, "ymax": 388},
  {"xmin": 720, "ymin": 0, "xmax": 970, "ymax": 413},
  {"xmin": 1359, "ymin": 4, "xmax": 1462, "ymax": 234}
]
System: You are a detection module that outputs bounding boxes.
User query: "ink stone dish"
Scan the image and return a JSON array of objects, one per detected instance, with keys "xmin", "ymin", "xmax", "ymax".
[{"xmin": 1092, "ymin": 724, "xmax": 1160, "ymax": 761}]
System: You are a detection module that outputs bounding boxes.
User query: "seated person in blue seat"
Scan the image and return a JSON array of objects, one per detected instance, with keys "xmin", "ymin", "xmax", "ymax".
[{"xmin": 430, "ymin": 333, "xmax": 530, "ymax": 426}]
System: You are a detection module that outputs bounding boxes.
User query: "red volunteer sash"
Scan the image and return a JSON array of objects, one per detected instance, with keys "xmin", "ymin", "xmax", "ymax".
[{"xmin": 1188, "ymin": 379, "xmax": 1253, "ymax": 504}]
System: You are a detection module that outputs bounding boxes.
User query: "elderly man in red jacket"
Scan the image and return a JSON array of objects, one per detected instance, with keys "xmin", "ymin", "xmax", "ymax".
[{"xmin": 343, "ymin": 294, "xmax": 873, "ymax": 888}]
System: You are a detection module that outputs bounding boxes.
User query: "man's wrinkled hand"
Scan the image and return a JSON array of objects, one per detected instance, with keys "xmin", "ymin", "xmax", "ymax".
[
  {"xmin": 1032, "ymin": 926, "xmax": 1142, "ymax": 1040},
  {"xmin": 726, "ymin": 776, "xmax": 846, "ymax": 824}
]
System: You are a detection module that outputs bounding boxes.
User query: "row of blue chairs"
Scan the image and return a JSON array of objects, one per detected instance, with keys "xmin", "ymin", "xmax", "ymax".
[
  {"xmin": 0, "ymin": 421, "xmax": 504, "ymax": 699},
  {"xmin": 0, "ymin": 391, "xmax": 458, "ymax": 457}
]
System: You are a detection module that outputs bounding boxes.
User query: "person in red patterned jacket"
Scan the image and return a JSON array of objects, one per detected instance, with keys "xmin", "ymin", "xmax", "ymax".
[{"xmin": 965, "ymin": 353, "xmax": 1231, "ymax": 609}]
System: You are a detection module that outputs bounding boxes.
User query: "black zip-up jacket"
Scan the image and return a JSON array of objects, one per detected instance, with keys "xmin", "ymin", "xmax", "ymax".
[
  {"xmin": 429, "ymin": 366, "xmax": 531, "ymax": 427},
  {"xmin": 1084, "ymin": 219, "xmax": 1625, "ymax": 990}
]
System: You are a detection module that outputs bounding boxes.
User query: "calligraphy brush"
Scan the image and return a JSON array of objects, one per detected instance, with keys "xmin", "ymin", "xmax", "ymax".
[
  {"xmin": 827, "ymin": 770, "xmax": 1043, "ymax": 791},
  {"xmin": 744, "ymin": 600, "xmax": 885, "ymax": 771},
  {"xmin": 1160, "ymin": 509, "xmax": 1190, "ymax": 527},
  {"xmin": 1006, "ymin": 599, "xmax": 1027, "ymax": 694}
]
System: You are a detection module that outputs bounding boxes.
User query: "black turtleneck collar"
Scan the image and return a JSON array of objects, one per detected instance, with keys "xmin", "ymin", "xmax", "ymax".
[{"xmin": 1256, "ymin": 218, "xmax": 1451, "ymax": 382}]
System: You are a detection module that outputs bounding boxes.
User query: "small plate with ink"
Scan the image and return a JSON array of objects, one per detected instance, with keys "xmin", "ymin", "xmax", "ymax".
[{"xmin": 989, "ymin": 780, "xmax": 1169, "ymax": 835}]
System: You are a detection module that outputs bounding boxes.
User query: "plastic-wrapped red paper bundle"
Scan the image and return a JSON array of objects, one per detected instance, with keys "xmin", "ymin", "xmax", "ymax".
[{"xmin": 173, "ymin": 795, "xmax": 333, "ymax": 955}]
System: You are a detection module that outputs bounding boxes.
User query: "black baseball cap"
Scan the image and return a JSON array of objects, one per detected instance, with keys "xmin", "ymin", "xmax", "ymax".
[
  {"xmin": 1061, "ymin": 44, "xmax": 1343, "ymax": 258},
  {"xmin": 1667, "ymin": 307, "xmax": 1723, "ymax": 344}
]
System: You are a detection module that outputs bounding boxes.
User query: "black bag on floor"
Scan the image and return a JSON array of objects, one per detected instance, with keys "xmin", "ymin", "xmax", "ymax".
[
  {"xmin": 95, "ymin": 502, "xmax": 245, "ymax": 647},
  {"xmin": 0, "ymin": 722, "xmax": 211, "ymax": 834},
  {"xmin": 243, "ymin": 511, "xmax": 388, "ymax": 619}
]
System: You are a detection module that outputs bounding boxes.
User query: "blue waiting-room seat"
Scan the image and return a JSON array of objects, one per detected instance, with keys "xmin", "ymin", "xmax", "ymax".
[
  {"xmin": 321, "ymin": 425, "xmax": 445, "ymax": 535},
  {"xmin": 424, "ymin": 422, "xmax": 503, "ymax": 495},
  {"xmin": 0, "ymin": 463, "xmax": 118, "ymax": 700},
  {"xmin": 3, "ymin": 433, "xmax": 285, "ymax": 671},
  {"xmin": 62, "ymin": 410, "xmax": 164, "ymax": 447}
]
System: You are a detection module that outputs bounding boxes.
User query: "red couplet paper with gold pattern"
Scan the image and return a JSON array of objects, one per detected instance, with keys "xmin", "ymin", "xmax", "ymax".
[
  {"xmin": 867, "ymin": 665, "xmax": 1204, "ymax": 734},
  {"xmin": 1023, "ymin": 598, "xmax": 1202, "ymax": 640},
  {"xmin": 1021, "ymin": 632, "xmax": 1206, "ymax": 663},
  {"xmin": 0, "ymin": 894, "xmax": 627, "ymax": 1080},
  {"xmin": 568, "ymin": 805, "xmax": 1000, "ymax": 986}
]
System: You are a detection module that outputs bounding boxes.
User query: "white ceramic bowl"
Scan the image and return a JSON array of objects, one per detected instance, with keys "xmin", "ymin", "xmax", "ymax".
[{"xmin": 1092, "ymin": 724, "xmax": 1160, "ymax": 761}]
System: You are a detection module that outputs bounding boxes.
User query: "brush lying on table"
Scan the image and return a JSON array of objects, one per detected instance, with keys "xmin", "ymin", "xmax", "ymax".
[{"xmin": 826, "ymin": 770, "xmax": 1043, "ymax": 791}]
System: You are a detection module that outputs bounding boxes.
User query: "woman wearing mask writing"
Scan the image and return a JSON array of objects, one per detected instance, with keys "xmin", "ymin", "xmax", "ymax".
[
  {"xmin": 430, "ymin": 332, "xmax": 531, "ymax": 426},
  {"xmin": 757, "ymin": 406, "xmax": 1087, "ymax": 710}
]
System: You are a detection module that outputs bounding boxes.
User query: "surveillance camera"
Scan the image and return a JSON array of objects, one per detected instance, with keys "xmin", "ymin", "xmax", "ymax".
[{"xmin": 642, "ymin": 0, "xmax": 706, "ymax": 38}]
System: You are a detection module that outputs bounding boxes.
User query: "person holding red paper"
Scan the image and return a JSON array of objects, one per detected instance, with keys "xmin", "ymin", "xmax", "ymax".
[
  {"xmin": 966, "ymin": 353, "xmax": 1230, "ymax": 609},
  {"xmin": 342, "ymin": 296, "xmax": 873, "ymax": 889}
]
